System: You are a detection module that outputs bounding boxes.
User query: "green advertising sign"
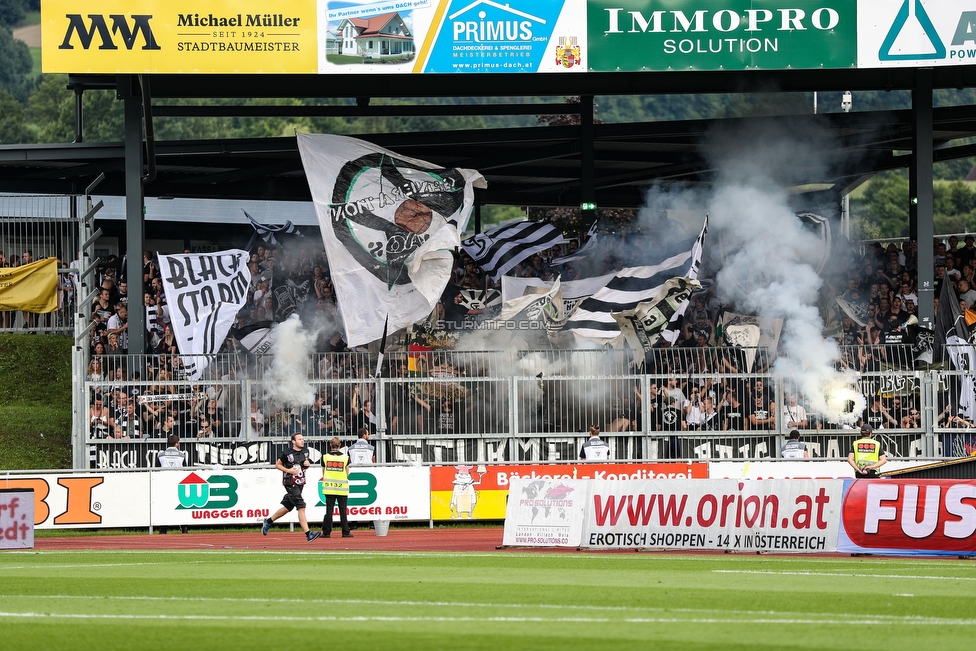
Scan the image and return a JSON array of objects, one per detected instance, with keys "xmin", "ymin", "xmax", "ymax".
[{"xmin": 587, "ymin": 0, "xmax": 857, "ymax": 71}]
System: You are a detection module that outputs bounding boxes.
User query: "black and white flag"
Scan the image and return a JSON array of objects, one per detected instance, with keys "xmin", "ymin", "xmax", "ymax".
[
  {"xmin": 613, "ymin": 277, "xmax": 701, "ymax": 366},
  {"xmin": 563, "ymin": 216, "xmax": 707, "ymax": 342},
  {"xmin": 243, "ymin": 209, "xmax": 302, "ymax": 248},
  {"xmin": 934, "ymin": 280, "xmax": 976, "ymax": 419},
  {"xmin": 158, "ymin": 250, "xmax": 251, "ymax": 380},
  {"xmin": 461, "ymin": 220, "xmax": 567, "ymax": 281},
  {"xmin": 298, "ymin": 134, "xmax": 486, "ymax": 347}
]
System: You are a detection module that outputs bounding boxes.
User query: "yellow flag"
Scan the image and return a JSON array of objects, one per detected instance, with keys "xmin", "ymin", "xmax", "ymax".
[{"xmin": 0, "ymin": 258, "xmax": 58, "ymax": 313}]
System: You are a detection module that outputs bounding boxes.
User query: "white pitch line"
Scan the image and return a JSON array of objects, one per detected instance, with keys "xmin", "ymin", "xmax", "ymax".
[
  {"xmin": 8, "ymin": 550, "xmax": 974, "ymax": 570},
  {"xmin": 713, "ymin": 570, "xmax": 976, "ymax": 581},
  {"xmin": 0, "ymin": 595, "xmax": 966, "ymax": 626},
  {"xmin": 0, "ymin": 611, "xmax": 974, "ymax": 626},
  {"xmin": 0, "ymin": 559, "xmax": 220, "ymax": 571}
]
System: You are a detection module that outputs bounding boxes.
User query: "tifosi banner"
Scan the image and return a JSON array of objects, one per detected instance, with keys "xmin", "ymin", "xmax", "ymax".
[
  {"xmin": 0, "ymin": 258, "xmax": 58, "ymax": 313},
  {"xmin": 298, "ymin": 133, "xmax": 485, "ymax": 346},
  {"xmin": 158, "ymin": 249, "xmax": 251, "ymax": 380}
]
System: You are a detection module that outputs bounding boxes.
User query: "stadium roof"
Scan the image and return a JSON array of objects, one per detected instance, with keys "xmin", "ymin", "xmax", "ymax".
[
  {"xmin": 1, "ymin": 103, "xmax": 976, "ymax": 210},
  {"xmin": 0, "ymin": 68, "xmax": 975, "ymax": 210}
]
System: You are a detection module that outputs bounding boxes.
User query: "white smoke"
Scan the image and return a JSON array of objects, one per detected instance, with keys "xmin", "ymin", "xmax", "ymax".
[
  {"xmin": 636, "ymin": 121, "xmax": 865, "ymax": 424},
  {"xmin": 264, "ymin": 313, "xmax": 318, "ymax": 407}
]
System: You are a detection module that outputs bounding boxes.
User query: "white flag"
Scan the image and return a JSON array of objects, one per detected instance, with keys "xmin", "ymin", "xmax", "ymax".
[
  {"xmin": 158, "ymin": 250, "xmax": 251, "ymax": 380},
  {"xmin": 298, "ymin": 133, "xmax": 486, "ymax": 346}
]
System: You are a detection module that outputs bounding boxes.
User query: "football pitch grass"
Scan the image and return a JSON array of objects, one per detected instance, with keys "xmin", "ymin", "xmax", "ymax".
[{"xmin": 1, "ymin": 550, "xmax": 974, "ymax": 651}]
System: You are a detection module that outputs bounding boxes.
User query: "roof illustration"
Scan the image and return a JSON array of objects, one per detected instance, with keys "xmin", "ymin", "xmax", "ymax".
[{"xmin": 448, "ymin": 0, "xmax": 545, "ymax": 23}]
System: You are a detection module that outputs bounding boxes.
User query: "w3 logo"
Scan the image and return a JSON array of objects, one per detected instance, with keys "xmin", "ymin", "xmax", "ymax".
[
  {"xmin": 59, "ymin": 14, "xmax": 161, "ymax": 51},
  {"xmin": 177, "ymin": 473, "xmax": 239, "ymax": 510}
]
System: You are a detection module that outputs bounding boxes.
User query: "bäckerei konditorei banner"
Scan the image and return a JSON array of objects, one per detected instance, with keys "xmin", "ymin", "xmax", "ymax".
[
  {"xmin": 158, "ymin": 249, "xmax": 251, "ymax": 380},
  {"xmin": 297, "ymin": 133, "xmax": 486, "ymax": 346}
]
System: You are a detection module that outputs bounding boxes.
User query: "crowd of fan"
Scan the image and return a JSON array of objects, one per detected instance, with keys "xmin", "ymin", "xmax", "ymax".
[{"xmin": 81, "ymin": 231, "xmax": 976, "ymax": 442}]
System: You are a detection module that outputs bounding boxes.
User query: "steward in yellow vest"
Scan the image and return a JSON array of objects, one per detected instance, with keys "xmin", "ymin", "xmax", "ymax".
[
  {"xmin": 319, "ymin": 437, "xmax": 352, "ymax": 538},
  {"xmin": 847, "ymin": 423, "xmax": 887, "ymax": 478}
]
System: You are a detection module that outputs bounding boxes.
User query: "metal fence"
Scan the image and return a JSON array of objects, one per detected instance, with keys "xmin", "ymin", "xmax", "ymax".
[
  {"xmin": 0, "ymin": 194, "xmax": 79, "ymax": 334},
  {"xmin": 76, "ymin": 346, "xmax": 969, "ymax": 469}
]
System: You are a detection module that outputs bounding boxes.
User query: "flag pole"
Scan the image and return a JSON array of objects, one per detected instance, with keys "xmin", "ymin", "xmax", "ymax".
[{"xmin": 374, "ymin": 315, "xmax": 389, "ymax": 378}]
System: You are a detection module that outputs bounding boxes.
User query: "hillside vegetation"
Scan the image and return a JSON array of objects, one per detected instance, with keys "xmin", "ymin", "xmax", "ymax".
[{"xmin": 0, "ymin": 333, "xmax": 72, "ymax": 470}]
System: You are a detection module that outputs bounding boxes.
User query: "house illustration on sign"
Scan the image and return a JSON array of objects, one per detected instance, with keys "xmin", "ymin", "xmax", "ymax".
[{"xmin": 335, "ymin": 12, "xmax": 415, "ymax": 61}]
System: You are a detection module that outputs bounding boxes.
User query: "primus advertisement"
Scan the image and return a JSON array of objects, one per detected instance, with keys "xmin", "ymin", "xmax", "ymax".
[{"xmin": 43, "ymin": 1, "xmax": 976, "ymax": 74}]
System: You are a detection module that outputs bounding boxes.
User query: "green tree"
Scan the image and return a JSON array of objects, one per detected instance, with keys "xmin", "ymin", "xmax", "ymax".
[
  {"xmin": 26, "ymin": 74, "xmax": 74, "ymax": 142},
  {"xmin": 0, "ymin": 25, "xmax": 32, "ymax": 101},
  {"xmin": 0, "ymin": 0, "xmax": 27, "ymax": 27},
  {"xmin": 856, "ymin": 171, "xmax": 909, "ymax": 237},
  {"xmin": 0, "ymin": 87, "xmax": 31, "ymax": 143}
]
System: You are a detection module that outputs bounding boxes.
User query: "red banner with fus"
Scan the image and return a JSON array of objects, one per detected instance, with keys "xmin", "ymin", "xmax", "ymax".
[{"xmin": 840, "ymin": 479, "xmax": 976, "ymax": 553}]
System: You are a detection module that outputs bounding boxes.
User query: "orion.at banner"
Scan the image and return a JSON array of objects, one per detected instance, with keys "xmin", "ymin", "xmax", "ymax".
[{"xmin": 581, "ymin": 479, "xmax": 843, "ymax": 551}]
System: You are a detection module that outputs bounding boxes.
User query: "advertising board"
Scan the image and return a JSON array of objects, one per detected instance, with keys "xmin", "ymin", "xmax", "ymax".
[
  {"xmin": 430, "ymin": 461, "xmax": 707, "ymax": 520},
  {"xmin": 836, "ymin": 479, "xmax": 976, "ymax": 555},
  {"xmin": 1, "ymin": 466, "xmax": 430, "ymax": 529},
  {"xmin": 579, "ymin": 478, "xmax": 843, "ymax": 551},
  {"xmin": 43, "ymin": 0, "xmax": 976, "ymax": 73},
  {"xmin": 1, "ymin": 489, "xmax": 34, "ymax": 549}
]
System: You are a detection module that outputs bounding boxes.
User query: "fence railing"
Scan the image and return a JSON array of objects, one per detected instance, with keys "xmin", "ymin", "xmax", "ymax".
[
  {"xmin": 76, "ymin": 347, "xmax": 975, "ymax": 469},
  {"xmin": 1, "ymin": 194, "xmax": 79, "ymax": 334}
]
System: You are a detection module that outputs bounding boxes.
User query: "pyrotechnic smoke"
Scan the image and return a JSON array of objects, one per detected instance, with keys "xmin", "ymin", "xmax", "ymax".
[
  {"xmin": 705, "ymin": 123, "xmax": 865, "ymax": 423},
  {"xmin": 265, "ymin": 313, "xmax": 318, "ymax": 407}
]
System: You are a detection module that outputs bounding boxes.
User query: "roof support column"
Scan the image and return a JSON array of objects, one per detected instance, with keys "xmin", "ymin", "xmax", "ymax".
[
  {"xmin": 580, "ymin": 95, "xmax": 595, "ymax": 233},
  {"xmin": 123, "ymin": 78, "xmax": 146, "ymax": 361},
  {"xmin": 912, "ymin": 69, "xmax": 935, "ymax": 331}
]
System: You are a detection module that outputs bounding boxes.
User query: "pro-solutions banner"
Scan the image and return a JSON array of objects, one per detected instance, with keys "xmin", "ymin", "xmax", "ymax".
[
  {"xmin": 298, "ymin": 133, "xmax": 485, "ymax": 346},
  {"xmin": 158, "ymin": 249, "xmax": 251, "ymax": 380}
]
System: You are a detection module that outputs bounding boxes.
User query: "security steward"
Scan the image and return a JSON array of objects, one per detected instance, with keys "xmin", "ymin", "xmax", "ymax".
[
  {"xmin": 847, "ymin": 423, "xmax": 887, "ymax": 478},
  {"xmin": 579, "ymin": 425, "xmax": 610, "ymax": 461},
  {"xmin": 320, "ymin": 436, "xmax": 353, "ymax": 538}
]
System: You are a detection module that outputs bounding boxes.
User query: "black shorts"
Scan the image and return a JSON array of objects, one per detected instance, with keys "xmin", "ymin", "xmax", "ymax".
[{"xmin": 280, "ymin": 483, "xmax": 306, "ymax": 511}]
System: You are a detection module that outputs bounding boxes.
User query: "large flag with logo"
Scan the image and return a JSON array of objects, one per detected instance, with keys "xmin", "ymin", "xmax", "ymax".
[
  {"xmin": 298, "ymin": 133, "xmax": 486, "ymax": 347},
  {"xmin": 563, "ymin": 216, "xmax": 707, "ymax": 342},
  {"xmin": 0, "ymin": 257, "xmax": 58, "ymax": 313},
  {"xmin": 462, "ymin": 220, "xmax": 567, "ymax": 281},
  {"xmin": 158, "ymin": 250, "xmax": 251, "ymax": 380}
]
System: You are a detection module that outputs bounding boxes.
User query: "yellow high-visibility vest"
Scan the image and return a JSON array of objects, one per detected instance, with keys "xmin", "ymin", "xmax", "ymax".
[
  {"xmin": 320, "ymin": 451, "xmax": 349, "ymax": 495},
  {"xmin": 852, "ymin": 437, "xmax": 881, "ymax": 469}
]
